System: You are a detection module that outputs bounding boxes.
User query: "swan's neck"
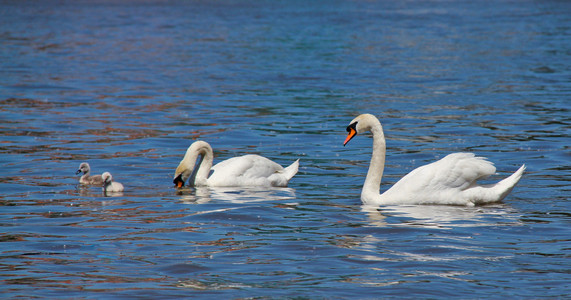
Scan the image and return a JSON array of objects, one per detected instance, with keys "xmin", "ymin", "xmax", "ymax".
[
  {"xmin": 194, "ymin": 147, "xmax": 214, "ymax": 185},
  {"xmin": 362, "ymin": 125, "xmax": 386, "ymax": 204}
]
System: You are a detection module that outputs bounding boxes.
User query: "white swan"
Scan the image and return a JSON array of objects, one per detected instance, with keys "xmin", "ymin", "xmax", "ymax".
[
  {"xmin": 173, "ymin": 140, "xmax": 299, "ymax": 188},
  {"xmin": 344, "ymin": 114, "xmax": 525, "ymax": 206},
  {"xmin": 102, "ymin": 172, "xmax": 124, "ymax": 193},
  {"xmin": 76, "ymin": 162, "xmax": 103, "ymax": 185}
]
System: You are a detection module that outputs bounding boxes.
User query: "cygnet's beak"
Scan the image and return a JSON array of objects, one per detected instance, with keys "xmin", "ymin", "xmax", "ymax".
[{"xmin": 75, "ymin": 169, "xmax": 82, "ymax": 175}]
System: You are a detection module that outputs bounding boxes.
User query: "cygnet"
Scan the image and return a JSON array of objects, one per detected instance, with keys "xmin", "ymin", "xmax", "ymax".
[
  {"xmin": 102, "ymin": 172, "xmax": 124, "ymax": 193},
  {"xmin": 76, "ymin": 162, "xmax": 103, "ymax": 185}
]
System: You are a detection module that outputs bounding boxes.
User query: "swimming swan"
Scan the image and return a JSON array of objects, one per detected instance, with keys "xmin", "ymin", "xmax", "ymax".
[
  {"xmin": 102, "ymin": 172, "xmax": 124, "ymax": 193},
  {"xmin": 76, "ymin": 162, "xmax": 103, "ymax": 185},
  {"xmin": 173, "ymin": 140, "xmax": 299, "ymax": 188},
  {"xmin": 344, "ymin": 113, "xmax": 525, "ymax": 206}
]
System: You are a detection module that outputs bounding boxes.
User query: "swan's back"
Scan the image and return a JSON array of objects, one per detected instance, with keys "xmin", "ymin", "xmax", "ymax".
[
  {"xmin": 209, "ymin": 154, "xmax": 295, "ymax": 187},
  {"xmin": 380, "ymin": 153, "xmax": 498, "ymax": 205}
]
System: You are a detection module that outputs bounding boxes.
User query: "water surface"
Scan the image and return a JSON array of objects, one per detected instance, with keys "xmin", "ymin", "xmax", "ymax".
[{"xmin": 1, "ymin": 0, "xmax": 570, "ymax": 298}]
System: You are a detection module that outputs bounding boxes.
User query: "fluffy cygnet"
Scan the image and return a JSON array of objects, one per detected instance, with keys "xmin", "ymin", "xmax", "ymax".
[
  {"xmin": 101, "ymin": 172, "xmax": 124, "ymax": 193},
  {"xmin": 76, "ymin": 162, "xmax": 103, "ymax": 185}
]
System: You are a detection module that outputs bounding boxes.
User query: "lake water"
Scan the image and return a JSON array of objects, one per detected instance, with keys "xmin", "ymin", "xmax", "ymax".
[{"xmin": 1, "ymin": 0, "xmax": 570, "ymax": 298}]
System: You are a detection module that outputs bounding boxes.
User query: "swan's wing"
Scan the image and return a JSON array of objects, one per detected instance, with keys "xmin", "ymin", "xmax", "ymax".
[
  {"xmin": 384, "ymin": 153, "xmax": 496, "ymax": 199},
  {"xmin": 208, "ymin": 154, "xmax": 284, "ymax": 186},
  {"xmin": 431, "ymin": 153, "xmax": 496, "ymax": 189}
]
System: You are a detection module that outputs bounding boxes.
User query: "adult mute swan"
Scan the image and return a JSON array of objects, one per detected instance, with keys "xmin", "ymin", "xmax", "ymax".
[
  {"xmin": 76, "ymin": 162, "xmax": 103, "ymax": 185},
  {"xmin": 173, "ymin": 141, "xmax": 299, "ymax": 188},
  {"xmin": 343, "ymin": 114, "xmax": 525, "ymax": 206},
  {"xmin": 102, "ymin": 172, "xmax": 124, "ymax": 193}
]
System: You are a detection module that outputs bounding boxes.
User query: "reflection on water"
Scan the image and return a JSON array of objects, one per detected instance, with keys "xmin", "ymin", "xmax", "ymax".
[
  {"xmin": 176, "ymin": 186, "xmax": 297, "ymax": 204},
  {"xmin": 103, "ymin": 190, "xmax": 124, "ymax": 197},
  {"xmin": 362, "ymin": 204, "xmax": 523, "ymax": 229}
]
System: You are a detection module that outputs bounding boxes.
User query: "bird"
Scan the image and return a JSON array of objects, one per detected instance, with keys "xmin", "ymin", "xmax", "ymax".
[
  {"xmin": 76, "ymin": 162, "xmax": 103, "ymax": 185},
  {"xmin": 343, "ymin": 113, "xmax": 525, "ymax": 206},
  {"xmin": 173, "ymin": 140, "xmax": 299, "ymax": 188},
  {"xmin": 102, "ymin": 172, "xmax": 124, "ymax": 193}
]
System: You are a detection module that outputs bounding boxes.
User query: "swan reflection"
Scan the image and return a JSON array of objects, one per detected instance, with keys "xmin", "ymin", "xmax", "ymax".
[
  {"xmin": 362, "ymin": 204, "xmax": 521, "ymax": 229},
  {"xmin": 176, "ymin": 186, "xmax": 297, "ymax": 204}
]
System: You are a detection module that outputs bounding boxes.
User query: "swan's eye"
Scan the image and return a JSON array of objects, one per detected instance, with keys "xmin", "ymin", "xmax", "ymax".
[{"xmin": 346, "ymin": 122, "xmax": 357, "ymax": 133}]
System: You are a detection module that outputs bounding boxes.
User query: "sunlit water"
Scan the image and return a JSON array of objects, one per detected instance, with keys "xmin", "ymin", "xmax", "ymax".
[{"xmin": 1, "ymin": 1, "xmax": 570, "ymax": 298}]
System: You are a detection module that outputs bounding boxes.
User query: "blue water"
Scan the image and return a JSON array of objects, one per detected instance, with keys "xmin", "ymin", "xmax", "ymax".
[{"xmin": 1, "ymin": 0, "xmax": 570, "ymax": 298}]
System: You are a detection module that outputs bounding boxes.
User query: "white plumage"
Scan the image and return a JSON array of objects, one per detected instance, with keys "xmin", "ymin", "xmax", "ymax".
[
  {"xmin": 344, "ymin": 113, "xmax": 525, "ymax": 206},
  {"xmin": 102, "ymin": 172, "xmax": 124, "ymax": 193},
  {"xmin": 174, "ymin": 141, "xmax": 299, "ymax": 188}
]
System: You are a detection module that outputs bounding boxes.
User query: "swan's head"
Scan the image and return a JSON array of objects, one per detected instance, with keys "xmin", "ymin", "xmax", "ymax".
[
  {"xmin": 101, "ymin": 172, "xmax": 113, "ymax": 185},
  {"xmin": 173, "ymin": 141, "xmax": 212, "ymax": 188},
  {"xmin": 76, "ymin": 162, "xmax": 90, "ymax": 175},
  {"xmin": 344, "ymin": 113, "xmax": 382, "ymax": 146},
  {"xmin": 173, "ymin": 170, "xmax": 187, "ymax": 188}
]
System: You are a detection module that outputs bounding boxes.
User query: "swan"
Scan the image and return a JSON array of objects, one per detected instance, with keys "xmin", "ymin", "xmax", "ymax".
[
  {"xmin": 102, "ymin": 172, "xmax": 124, "ymax": 193},
  {"xmin": 173, "ymin": 140, "xmax": 299, "ymax": 188},
  {"xmin": 76, "ymin": 162, "xmax": 103, "ymax": 185},
  {"xmin": 343, "ymin": 113, "xmax": 525, "ymax": 206}
]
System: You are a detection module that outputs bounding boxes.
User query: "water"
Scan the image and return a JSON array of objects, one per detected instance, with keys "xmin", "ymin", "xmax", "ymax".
[{"xmin": 1, "ymin": 0, "xmax": 570, "ymax": 298}]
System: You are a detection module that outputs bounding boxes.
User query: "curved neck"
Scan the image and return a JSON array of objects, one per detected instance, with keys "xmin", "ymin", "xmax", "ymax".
[
  {"xmin": 362, "ymin": 125, "xmax": 386, "ymax": 204},
  {"xmin": 178, "ymin": 142, "xmax": 215, "ymax": 186},
  {"xmin": 194, "ymin": 147, "xmax": 214, "ymax": 184}
]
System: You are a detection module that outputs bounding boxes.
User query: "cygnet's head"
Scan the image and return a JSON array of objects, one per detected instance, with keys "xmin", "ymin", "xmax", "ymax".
[
  {"xmin": 101, "ymin": 172, "xmax": 113, "ymax": 184},
  {"xmin": 76, "ymin": 162, "xmax": 90, "ymax": 175}
]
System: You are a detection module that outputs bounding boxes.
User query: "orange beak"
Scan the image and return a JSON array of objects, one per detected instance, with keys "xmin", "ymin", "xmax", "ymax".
[
  {"xmin": 173, "ymin": 175, "xmax": 185, "ymax": 188},
  {"xmin": 344, "ymin": 127, "xmax": 357, "ymax": 146}
]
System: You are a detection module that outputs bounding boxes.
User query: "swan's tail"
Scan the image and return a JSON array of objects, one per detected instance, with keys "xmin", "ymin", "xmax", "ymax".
[
  {"xmin": 494, "ymin": 164, "xmax": 526, "ymax": 201},
  {"xmin": 283, "ymin": 159, "xmax": 300, "ymax": 181},
  {"xmin": 466, "ymin": 164, "xmax": 525, "ymax": 205}
]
